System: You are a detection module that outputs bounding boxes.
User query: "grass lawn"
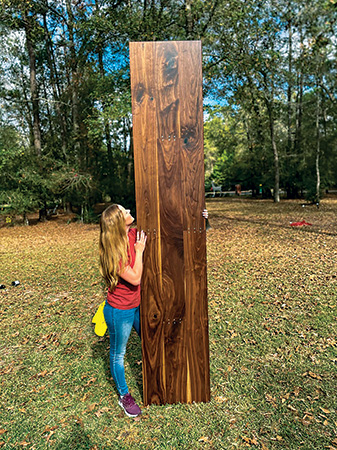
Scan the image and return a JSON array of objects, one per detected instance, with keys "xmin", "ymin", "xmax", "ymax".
[{"xmin": 0, "ymin": 197, "xmax": 336, "ymax": 450}]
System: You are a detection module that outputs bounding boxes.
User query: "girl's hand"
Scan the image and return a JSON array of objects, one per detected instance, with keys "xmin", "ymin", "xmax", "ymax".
[
  {"xmin": 202, "ymin": 209, "xmax": 208, "ymax": 219},
  {"xmin": 135, "ymin": 230, "xmax": 147, "ymax": 253}
]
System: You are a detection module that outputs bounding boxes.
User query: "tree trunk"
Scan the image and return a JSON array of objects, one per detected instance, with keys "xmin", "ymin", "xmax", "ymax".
[
  {"xmin": 287, "ymin": 7, "xmax": 293, "ymax": 155},
  {"xmin": 320, "ymin": 83, "xmax": 336, "ymax": 105},
  {"xmin": 264, "ymin": 79, "xmax": 280, "ymax": 203},
  {"xmin": 66, "ymin": 0, "xmax": 80, "ymax": 160},
  {"xmin": 245, "ymin": 70, "xmax": 265, "ymax": 148},
  {"xmin": 269, "ymin": 108, "xmax": 280, "ymax": 203},
  {"xmin": 315, "ymin": 83, "xmax": 321, "ymax": 204},
  {"xmin": 93, "ymin": 0, "xmax": 114, "ymax": 177},
  {"xmin": 23, "ymin": 212, "xmax": 29, "ymax": 226},
  {"xmin": 23, "ymin": 11, "xmax": 42, "ymax": 156},
  {"xmin": 42, "ymin": 76, "xmax": 54, "ymax": 137},
  {"xmin": 65, "ymin": 202, "xmax": 73, "ymax": 214},
  {"xmin": 285, "ymin": 6, "xmax": 294, "ymax": 198},
  {"xmin": 20, "ymin": 61, "xmax": 34, "ymax": 146},
  {"xmin": 185, "ymin": 0, "xmax": 193, "ymax": 38},
  {"xmin": 43, "ymin": 11, "xmax": 68, "ymax": 158},
  {"xmin": 294, "ymin": 25, "xmax": 303, "ymax": 155},
  {"xmin": 295, "ymin": 69, "xmax": 303, "ymax": 154},
  {"xmin": 97, "ymin": 43, "xmax": 113, "ymax": 169}
]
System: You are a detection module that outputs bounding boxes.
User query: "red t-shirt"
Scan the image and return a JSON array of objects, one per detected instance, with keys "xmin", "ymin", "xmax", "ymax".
[{"xmin": 106, "ymin": 228, "xmax": 141, "ymax": 310}]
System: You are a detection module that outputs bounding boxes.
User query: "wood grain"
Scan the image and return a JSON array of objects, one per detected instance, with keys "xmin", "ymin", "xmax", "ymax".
[
  {"xmin": 129, "ymin": 42, "xmax": 166, "ymax": 405},
  {"xmin": 179, "ymin": 42, "xmax": 210, "ymax": 403},
  {"xmin": 130, "ymin": 41, "xmax": 210, "ymax": 405}
]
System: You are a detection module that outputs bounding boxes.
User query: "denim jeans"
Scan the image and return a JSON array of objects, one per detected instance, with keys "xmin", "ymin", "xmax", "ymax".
[{"xmin": 103, "ymin": 302, "xmax": 141, "ymax": 396}]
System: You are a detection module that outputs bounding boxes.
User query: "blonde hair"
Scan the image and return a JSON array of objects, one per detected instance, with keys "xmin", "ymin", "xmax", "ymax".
[{"xmin": 99, "ymin": 204, "xmax": 128, "ymax": 291}]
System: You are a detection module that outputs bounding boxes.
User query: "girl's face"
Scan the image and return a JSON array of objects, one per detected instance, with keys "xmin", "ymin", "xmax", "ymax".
[{"xmin": 118, "ymin": 205, "xmax": 134, "ymax": 226}]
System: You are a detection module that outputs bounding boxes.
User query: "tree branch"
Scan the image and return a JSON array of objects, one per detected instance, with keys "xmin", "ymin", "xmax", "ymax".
[{"xmin": 320, "ymin": 83, "xmax": 336, "ymax": 104}]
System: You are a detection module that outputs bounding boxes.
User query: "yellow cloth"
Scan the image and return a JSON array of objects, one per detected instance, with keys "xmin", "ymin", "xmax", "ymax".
[{"xmin": 92, "ymin": 301, "xmax": 107, "ymax": 336}]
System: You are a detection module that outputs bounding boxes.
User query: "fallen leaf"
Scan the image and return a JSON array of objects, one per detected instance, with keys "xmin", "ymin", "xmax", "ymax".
[
  {"xmin": 320, "ymin": 407, "xmax": 331, "ymax": 414},
  {"xmin": 0, "ymin": 431, "xmax": 7, "ymax": 435},
  {"xmin": 74, "ymin": 417, "xmax": 84, "ymax": 427},
  {"xmin": 265, "ymin": 394, "xmax": 277, "ymax": 407},
  {"xmin": 215, "ymin": 396, "xmax": 227, "ymax": 403},
  {"xmin": 46, "ymin": 431, "xmax": 56, "ymax": 443},
  {"xmin": 242, "ymin": 436, "xmax": 258, "ymax": 445},
  {"xmin": 38, "ymin": 370, "xmax": 48, "ymax": 377},
  {"xmin": 42, "ymin": 425, "xmax": 58, "ymax": 433},
  {"xmin": 199, "ymin": 436, "xmax": 210, "ymax": 443},
  {"xmin": 301, "ymin": 419, "xmax": 311, "ymax": 426},
  {"xmin": 293, "ymin": 387, "xmax": 301, "ymax": 396},
  {"xmin": 94, "ymin": 410, "xmax": 103, "ymax": 418},
  {"xmin": 87, "ymin": 403, "xmax": 97, "ymax": 412},
  {"xmin": 287, "ymin": 405, "xmax": 298, "ymax": 413},
  {"xmin": 308, "ymin": 371, "xmax": 322, "ymax": 380},
  {"xmin": 84, "ymin": 377, "xmax": 97, "ymax": 386}
]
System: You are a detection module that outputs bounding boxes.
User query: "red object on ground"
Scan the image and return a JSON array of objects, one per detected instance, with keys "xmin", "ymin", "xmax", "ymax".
[{"xmin": 290, "ymin": 220, "xmax": 312, "ymax": 227}]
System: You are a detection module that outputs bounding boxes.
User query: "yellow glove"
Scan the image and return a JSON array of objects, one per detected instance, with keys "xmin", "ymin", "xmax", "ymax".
[{"xmin": 92, "ymin": 301, "xmax": 107, "ymax": 336}]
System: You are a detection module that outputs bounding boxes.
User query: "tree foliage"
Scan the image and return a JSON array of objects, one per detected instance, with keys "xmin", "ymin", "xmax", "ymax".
[
  {"xmin": 203, "ymin": 0, "xmax": 337, "ymax": 201},
  {"xmin": 0, "ymin": 0, "xmax": 336, "ymax": 223}
]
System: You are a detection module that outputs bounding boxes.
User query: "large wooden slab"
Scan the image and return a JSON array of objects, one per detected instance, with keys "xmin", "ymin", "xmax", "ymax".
[{"xmin": 130, "ymin": 41, "xmax": 210, "ymax": 405}]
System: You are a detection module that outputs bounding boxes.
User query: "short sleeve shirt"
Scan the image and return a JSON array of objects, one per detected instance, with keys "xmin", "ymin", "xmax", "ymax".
[{"xmin": 106, "ymin": 228, "xmax": 141, "ymax": 310}]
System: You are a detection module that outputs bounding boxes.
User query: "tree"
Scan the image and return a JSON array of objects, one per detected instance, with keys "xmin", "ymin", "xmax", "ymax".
[
  {"xmin": 203, "ymin": 0, "xmax": 337, "ymax": 200},
  {"xmin": 1, "ymin": 0, "xmax": 337, "ymax": 223}
]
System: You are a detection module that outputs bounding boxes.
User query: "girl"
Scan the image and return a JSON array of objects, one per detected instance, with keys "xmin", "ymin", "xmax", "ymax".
[
  {"xmin": 99, "ymin": 205, "xmax": 208, "ymax": 417},
  {"xmin": 99, "ymin": 204, "xmax": 147, "ymax": 418}
]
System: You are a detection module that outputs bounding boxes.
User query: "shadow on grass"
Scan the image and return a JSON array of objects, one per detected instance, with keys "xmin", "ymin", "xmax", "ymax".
[
  {"xmin": 53, "ymin": 422, "xmax": 93, "ymax": 450},
  {"xmin": 91, "ymin": 329, "xmax": 143, "ymax": 400}
]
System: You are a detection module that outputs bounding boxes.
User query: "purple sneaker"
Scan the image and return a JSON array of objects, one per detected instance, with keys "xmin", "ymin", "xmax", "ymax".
[{"xmin": 118, "ymin": 393, "xmax": 141, "ymax": 417}]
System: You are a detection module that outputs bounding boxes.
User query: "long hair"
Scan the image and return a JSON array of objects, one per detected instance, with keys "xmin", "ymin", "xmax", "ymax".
[{"xmin": 99, "ymin": 204, "xmax": 128, "ymax": 291}]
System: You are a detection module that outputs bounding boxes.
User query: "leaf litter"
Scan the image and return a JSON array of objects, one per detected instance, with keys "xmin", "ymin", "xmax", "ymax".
[{"xmin": 1, "ymin": 198, "xmax": 337, "ymax": 449}]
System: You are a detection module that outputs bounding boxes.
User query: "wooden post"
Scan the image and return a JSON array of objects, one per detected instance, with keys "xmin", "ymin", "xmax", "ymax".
[{"xmin": 130, "ymin": 41, "xmax": 210, "ymax": 406}]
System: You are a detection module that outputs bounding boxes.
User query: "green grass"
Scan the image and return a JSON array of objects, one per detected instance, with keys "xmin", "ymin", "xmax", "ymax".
[{"xmin": 0, "ymin": 198, "xmax": 336, "ymax": 449}]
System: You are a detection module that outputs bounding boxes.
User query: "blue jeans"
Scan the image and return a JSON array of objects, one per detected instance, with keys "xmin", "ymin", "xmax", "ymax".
[{"xmin": 103, "ymin": 302, "xmax": 141, "ymax": 396}]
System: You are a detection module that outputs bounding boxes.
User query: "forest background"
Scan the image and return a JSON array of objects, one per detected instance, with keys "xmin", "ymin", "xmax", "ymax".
[{"xmin": 0, "ymin": 0, "xmax": 336, "ymax": 224}]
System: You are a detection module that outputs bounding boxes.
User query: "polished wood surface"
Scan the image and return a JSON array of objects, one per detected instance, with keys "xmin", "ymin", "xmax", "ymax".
[{"xmin": 130, "ymin": 41, "xmax": 210, "ymax": 405}]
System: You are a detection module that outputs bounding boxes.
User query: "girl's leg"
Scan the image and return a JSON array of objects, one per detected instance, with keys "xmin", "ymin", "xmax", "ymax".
[{"xmin": 103, "ymin": 303, "xmax": 134, "ymax": 396}]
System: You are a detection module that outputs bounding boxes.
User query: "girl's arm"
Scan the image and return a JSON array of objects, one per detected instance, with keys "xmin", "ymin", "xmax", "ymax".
[{"xmin": 118, "ymin": 231, "xmax": 147, "ymax": 286}]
